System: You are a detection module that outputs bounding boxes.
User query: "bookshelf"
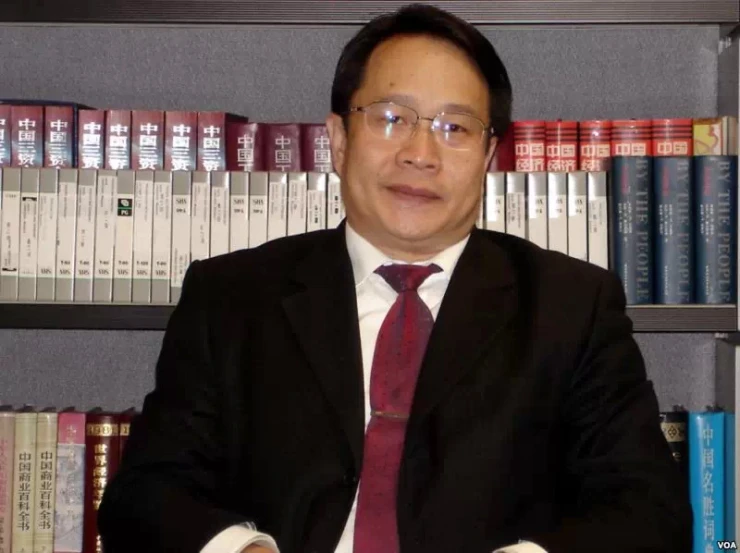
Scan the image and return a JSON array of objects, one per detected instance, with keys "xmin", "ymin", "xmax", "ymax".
[{"xmin": 0, "ymin": 1, "xmax": 736, "ymax": 414}]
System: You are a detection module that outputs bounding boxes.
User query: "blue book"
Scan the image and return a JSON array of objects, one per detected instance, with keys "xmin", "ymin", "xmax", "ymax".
[
  {"xmin": 727, "ymin": 413, "xmax": 736, "ymax": 543},
  {"xmin": 693, "ymin": 155, "xmax": 737, "ymax": 304},
  {"xmin": 609, "ymin": 155, "xmax": 654, "ymax": 304},
  {"xmin": 653, "ymin": 156, "xmax": 694, "ymax": 303},
  {"xmin": 689, "ymin": 410, "xmax": 726, "ymax": 552}
]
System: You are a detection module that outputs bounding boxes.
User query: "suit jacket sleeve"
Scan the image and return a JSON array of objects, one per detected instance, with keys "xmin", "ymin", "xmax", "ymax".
[
  {"xmin": 98, "ymin": 260, "xmax": 251, "ymax": 553},
  {"xmin": 526, "ymin": 270, "xmax": 693, "ymax": 553}
]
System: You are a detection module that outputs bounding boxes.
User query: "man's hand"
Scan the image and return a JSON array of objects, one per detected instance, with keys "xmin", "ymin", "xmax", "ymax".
[{"xmin": 241, "ymin": 546, "xmax": 275, "ymax": 553}]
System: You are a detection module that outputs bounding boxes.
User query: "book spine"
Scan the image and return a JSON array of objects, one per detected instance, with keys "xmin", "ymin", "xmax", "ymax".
[
  {"xmin": 229, "ymin": 172, "xmax": 249, "ymax": 252},
  {"xmin": 18, "ymin": 168, "xmax": 40, "ymax": 301},
  {"xmin": 132, "ymin": 171, "xmax": 154, "ymax": 303},
  {"xmin": 226, "ymin": 122, "xmax": 264, "ymax": 172},
  {"xmin": 567, "ymin": 171, "xmax": 588, "ymax": 262},
  {"xmin": 12, "ymin": 411, "xmax": 38, "ymax": 553},
  {"xmin": 653, "ymin": 156, "xmax": 694, "ymax": 304},
  {"xmin": 0, "ymin": 106, "xmax": 10, "ymax": 167},
  {"xmin": 484, "ymin": 172, "xmax": 505, "ymax": 233},
  {"xmin": 53, "ymin": 412, "xmax": 85, "ymax": 553},
  {"xmin": 169, "ymin": 172, "xmax": 191, "ymax": 304},
  {"xmin": 505, "ymin": 172, "xmax": 526, "ymax": 238},
  {"xmin": 44, "ymin": 106, "xmax": 73, "ymax": 169},
  {"xmin": 300, "ymin": 124, "xmax": 332, "ymax": 172},
  {"xmin": 547, "ymin": 171, "xmax": 568, "ymax": 254},
  {"xmin": 104, "ymin": 110, "xmax": 131, "ymax": 170},
  {"xmin": 131, "ymin": 110, "xmax": 164, "ymax": 171},
  {"xmin": 525, "ymin": 172, "xmax": 548, "ymax": 249},
  {"xmin": 287, "ymin": 173, "xmax": 308, "ymax": 237},
  {"xmin": 694, "ymin": 155, "xmax": 737, "ymax": 304},
  {"xmin": 609, "ymin": 156, "xmax": 654, "ymax": 304},
  {"xmin": 73, "ymin": 170, "xmax": 96, "ymax": 302},
  {"xmin": 77, "ymin": 110, "xmax": 105, "ymax": 169},
  {"xmin": 11, "ymin": 106, "xmax": 44, "ymax": 168},
  {"xmin": 306, "ymin": 173, "xmax": 327, "ymax": 233},
  {"xmin": 659, "ymin": 409, "xmax": 689, "ymax": 482},
  {"xmin": 688, "ymin": 412, "xmax": 726, "ymax": 551},
  {"xmin": 36, "ymin": 169, "xmax": 58, "ymax": 301},
  {"xmin": 513, "ymin": 121, "xmax": 546, "ymax": 172},
  {"xmin": 210, "ymin": 171, "xmax": 230, "ymax": 257},
  {"xmin": 0, "ymin": 168, "xmax": 22, "ymax": 300},
  {"xmin": 266, "ymin": 124, "xmax": 301, "ymax": 172},
  {"xmin": 586, "ymin": 171, "xmax": 609, "ymax": 270},
  {"xmin": 267, "ymin": 172, "xmax": 288, "ymax": 241},
  {"xmin": 545, "ymin": 120, "xmax": 578, "ymax": 172},
  {"xmin": 190, "ymin": 171, "xmax": 211, "ymax": 262},
  {"xmin": 248, "ymin": 172, "xmax": 268, "ymax": 247},
  {"xmin": 33, "ymin": 412, "xmax": 57, "ymax": 553},
  {"xmin": 113, "ymin": 170, "xmax": 135, "ymax": 303},
  {"xmin": 151, "ymin": 171, "xmax": 172, "ymax": 303},
  {"xmin": 93, "ymin": 170, "xmax": 116, "ymax": 302},
  {"xmin": 326, "ymin": 173, "xmax": 344, "ymax": 228},
  {"xmin": 82, "ymin": 415, "xmax": 119, "ymax": 553},
  {"xmin": 55, "ymin": 169, "xmax": 77, "ymax": 301},
  {"xmin": 197, "ymin": 112, "xmax": 226, "ymax": 171},
  {"xmin": 726, "ymin": 412, "xmax": 736, "ymax": 544},
  {"xmin": 164, "ymin": 111, "xmax": 197, "ymax": 171},
  {"xmin": 0, "ymin": 411, "xmax": 15, "ymax": 553}
]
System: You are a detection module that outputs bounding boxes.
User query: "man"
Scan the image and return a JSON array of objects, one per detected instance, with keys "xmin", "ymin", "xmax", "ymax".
[{"xmin": 98, "ymin": 4, "xmax": 693, "ymax": 553}]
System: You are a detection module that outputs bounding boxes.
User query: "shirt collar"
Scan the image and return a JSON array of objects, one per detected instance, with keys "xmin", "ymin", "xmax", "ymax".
[{"xmin": 345, "ymin": 222, "xmax": 470, "ymax": 286}]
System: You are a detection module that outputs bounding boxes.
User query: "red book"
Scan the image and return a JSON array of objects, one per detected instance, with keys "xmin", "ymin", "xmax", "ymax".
[
  {"xmin": 265, "ymin": 123, "xmax": 301, "ymax": 172},
  {"xmin": 11, "ymin": 105, "xmax": 44, "ymax": 167},
  {"xmin": 105, "ymin": 110, "xmax": 132, "ymax": 170},
  {"xmin": 488, "ymin": 123, "xmax": 515, "ymax": 172},
  {"xmin": 165, "ymin": 111, "xmax": 197, "ymax": 171},
  {"xmin": 611, "ymin": 119, "xmax": 652, "ymax": 157},
  {"xmin": 545, "ymin": 120, "xmax": 578, "ymax": 171},
  {"xmin": 652, "ymin": 118, "xmax": 693, "ymax": 156},
  {"xmin": 226, "ymin": 121, "xmax": 266, "ymax": 172},
  {"xmin": 82, "ymin": 409, "xmax": 120, "ymax": 553},
  {"xmin": 513, "ymin": 120, "xmax": 546, "ymax": 172},
  {"xmin": 132, "ymin": 110, "xmax": 164, "ymax": 170},
  {"xmin": 579, "ymin": 120, "xmax": 612, "ymax": 171},
  {"xmin": 197, "ymin": 112, "xmax": 227, "ymax": 171},
  {"xmin": 300, "ymin": 123, "xmax": 332, "ymax": 172},
  {"xmin": 0, "ymin": 105, "xmax": 10, "ymax": 167},
  {"xmin": 78, "ymin": 109, "xmax": 106, "ymax": 169},
  {"xmin": 44, "ymin": 105, "xmax": 74, "ymax": 168}
]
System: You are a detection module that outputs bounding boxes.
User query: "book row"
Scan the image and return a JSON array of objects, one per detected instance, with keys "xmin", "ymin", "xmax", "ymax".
[
  {"xmin": 660, "ymin": 408, "xmax": 736, "ymax": 552},
  {"xmin": 0, "ymin": 101, "xmax": 736, "ymax": 174},
  {"xmin": 0, "ymin": 405, "xmax": 734, "ymax": 553}
]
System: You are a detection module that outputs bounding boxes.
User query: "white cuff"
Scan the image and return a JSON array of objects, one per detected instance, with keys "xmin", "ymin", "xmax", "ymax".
[
  {"xmin": 200, "ymin": 524, "xmax": 279, "ymax": 553},
  {"xmin": 492, "ymin": 540, "xmax": 548, "ymax": 553}
]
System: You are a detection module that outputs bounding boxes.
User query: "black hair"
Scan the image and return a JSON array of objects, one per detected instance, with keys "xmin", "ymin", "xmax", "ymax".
[{"xmin": 330, "ymin": 3, "xmax": 513, "ymax": 140}]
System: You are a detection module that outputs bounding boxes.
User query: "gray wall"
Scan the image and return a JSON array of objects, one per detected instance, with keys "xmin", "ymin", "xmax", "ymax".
[{"xmin": 0, "ymin": 23, "xmax": 725, "ymax": 411}]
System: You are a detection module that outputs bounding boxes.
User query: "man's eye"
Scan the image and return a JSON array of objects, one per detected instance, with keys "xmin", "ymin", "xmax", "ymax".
[{"xmin": 383, "ymin": 114, "xmax": 406, "ymax": 125}]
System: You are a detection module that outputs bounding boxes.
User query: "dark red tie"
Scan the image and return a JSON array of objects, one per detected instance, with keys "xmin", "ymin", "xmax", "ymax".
[{"xmin": 352, "ymin": 263, "xmax": 442, "ymax": 553}]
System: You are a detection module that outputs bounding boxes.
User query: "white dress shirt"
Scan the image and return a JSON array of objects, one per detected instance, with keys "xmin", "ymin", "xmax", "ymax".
[{"xmin": 201, "ymin": 223, "xmax": 546, "ymax": 553}]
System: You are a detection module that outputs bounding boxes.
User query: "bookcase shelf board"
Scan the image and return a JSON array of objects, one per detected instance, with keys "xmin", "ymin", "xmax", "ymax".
[
  {"xmin": 0, "ymin": 303, "xmax": 735, "ymax": 332},
  {"xmin": 0, "ymin": 0, "xmax": 738, "ymax": 25}
]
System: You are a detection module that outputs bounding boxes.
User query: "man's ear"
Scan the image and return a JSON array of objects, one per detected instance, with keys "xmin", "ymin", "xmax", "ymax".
[
  {"xmin": 325, "ymin": 112, "xmax": 348, "ymax": 178},
  {"xmin": 484, "ymin": 135, "xmax": 499, "ymax": 171}
]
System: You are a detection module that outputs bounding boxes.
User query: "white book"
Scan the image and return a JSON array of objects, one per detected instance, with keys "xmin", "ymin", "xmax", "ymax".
[
  {"xmin": 526, "ymin": 172, "xmax": 548, "ymax": 249},
  {"xmin": 190, "ymin": 171, "xmax": 211, "ymax": 262},
  {"xmin": 19, "ymin": 168, "xmax": 40, "ymax": 301},
  {"xmin": 113, "ymin": 169, "xmax": 135, "ymax": 303},
  {"xmin": 210, "ymin": 171, "xmax": 230, "ymax": 257},
  {"xmin": 484, "ymin": 172, "xmax": 505, "ymax": 233},
  {"xmin": 74, "ymin": 169, "xmax": 97, "ymax": 302},
  {"xmin": 505, "ymin": 172, "xmax": 526, "ymax": 238},
  {"xmin": 36, "ymin": 169, "xmax": 59, "ymax": 302},
  {"xmin": 11, "ymin": 411, "xmax": 37, "ymax": 553},
  {"xmin": 248, "ymin": 172, "xmax": 268, "ymax": 248},
  {"xmin": 267, "ymin": 172, "xmax": 288, "ymax": 241},
  {"xmin": 287, "ymin": 172, "xmax": 308, "ymax": 236},
  {"xmin": 133, "ymin": 170, "xmax": 155, "ymax": 303},
  {"xmin": 170, "ymin": 171, "xmax": 191, "ymax": 304},
  {"xmin": 0, "ymin": 168, "xmax": 21, "ymax": 300},
  {"xmin": 547, "ymin": 172, "xmax": 568, "ymax": 254},
  {"xmin": 587, "ymin": 171, "xmax": 609, "ymax": 270},
  {"xmin": 151, "ymin": 171, "xmax": 173, "ymax": 304},
  {"xmin": 33, "ymin": 410, "xmax": 58, "ymax": 553},
  {"xmin": 229, "ymin": 172, "xmax": 249, "ymax": 252},
  {"xmin": 327, "ymin": 172, "xmax": 344, "ymax": 228},
  {"xmin": 476, "ymin": 192, "xmax": 484, "ymax": 228},
  {"xmin": 93, "ymin": 170, "xmax": 116, "ymax": 302},
  {"xmin": 306, "ymin": 172, "xmax": 327, "ymax": 232},
  {"xmin": 55, "ymin": 169, "xmax": 78, "ymax": 302},
  {"xmin": 567, "ymin": 171, "xmax": 588, "ymax": 262}
]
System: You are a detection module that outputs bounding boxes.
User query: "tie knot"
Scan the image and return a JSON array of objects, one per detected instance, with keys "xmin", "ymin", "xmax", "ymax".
[{"xmin": 375, "ymin": 263, "xmax": 442, "ymax": 293}]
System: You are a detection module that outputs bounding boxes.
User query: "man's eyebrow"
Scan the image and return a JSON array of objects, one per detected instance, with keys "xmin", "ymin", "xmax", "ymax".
[{"xmin": 376, "ymin": 94, "xmax": 482, "ymax": 118}]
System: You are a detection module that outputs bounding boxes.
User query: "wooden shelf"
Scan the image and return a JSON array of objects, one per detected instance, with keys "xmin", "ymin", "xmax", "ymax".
[
  {"xmin": 0, "ymin": 302, "xmax": 735, "ymax": 332},
  {"xmin": 0, "ymin": 0, "xmax": 737, "ymax": 25}
]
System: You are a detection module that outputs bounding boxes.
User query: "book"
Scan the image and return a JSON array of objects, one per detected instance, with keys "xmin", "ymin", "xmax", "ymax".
[
  {"xmin": 53, "ymin": 409, "xmax": 85, "ymax": 553},
  {"xmin": 484, "ymin": 172, "xmax": 505, "ymax": 233},
  {"xmin": 35, "ymin": 169, "xmax": 58, "ymax": 301},
  {"xmin": 566, "ymin": 171, "xmax": 588, "ymax": 262},
  {"xmin": 72, "ymin": 170, "xmax": 96, "ymax": 302},
  {"xmin": 151, "ymin": 171, "xmax": 172, "ymax": 303},
  {"xmin": 525, "ymin": 172, "xmax": 547, "ymax": 249},
  {"xmin": 55, "ymin": 169, "xmax": 77, "ymax": 302},
  {"xmin": 92, "ymin": 170, "xmax": 116, "ymax": 303},
  {"xmin": 0, "ymin": 168, "xmax": 22, "ymax": 300},
  {"xmin": 132, "ymin": 170, "xmax": 154, "ymax": 303},
  {"xmin": 547, "ymin": 171, "xmax": 568, "ymax": 254},
  {"xmin": 169, "ymin": 171, "xmax": 191, "ymax": 304},
  {"xmin": 229, "ymin": 172, "xmax": 249, "ymax": 251},
  {"xmin": 18, "ymin": 168, "xmax": 40, "ymax": 301}
]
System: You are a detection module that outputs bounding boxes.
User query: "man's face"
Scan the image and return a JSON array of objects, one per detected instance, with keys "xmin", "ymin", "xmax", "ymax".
[{"xmin": 326, "ymin": 33, "xmax": 497, "ymax": 258}]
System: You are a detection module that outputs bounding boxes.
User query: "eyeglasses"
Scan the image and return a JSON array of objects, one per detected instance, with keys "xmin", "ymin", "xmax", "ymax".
[{"xmin": 346, "ymin": 101, "xmax": 494, "ymax": 151}]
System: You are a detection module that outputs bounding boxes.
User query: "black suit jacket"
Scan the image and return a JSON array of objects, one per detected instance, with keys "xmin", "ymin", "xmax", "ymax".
[{"xmin": 98, "ymin": 223, "xmax": 692, "ymax": 553}]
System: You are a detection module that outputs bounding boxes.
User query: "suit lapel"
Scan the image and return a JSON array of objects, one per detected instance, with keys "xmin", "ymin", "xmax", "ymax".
[
  {"xmin": 408, "ymin": 228, "xmax": 519, "ymax": 429},
  {"xmin": 281, "ymin": 223, "xmax": 365, "ymax": 473}
]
